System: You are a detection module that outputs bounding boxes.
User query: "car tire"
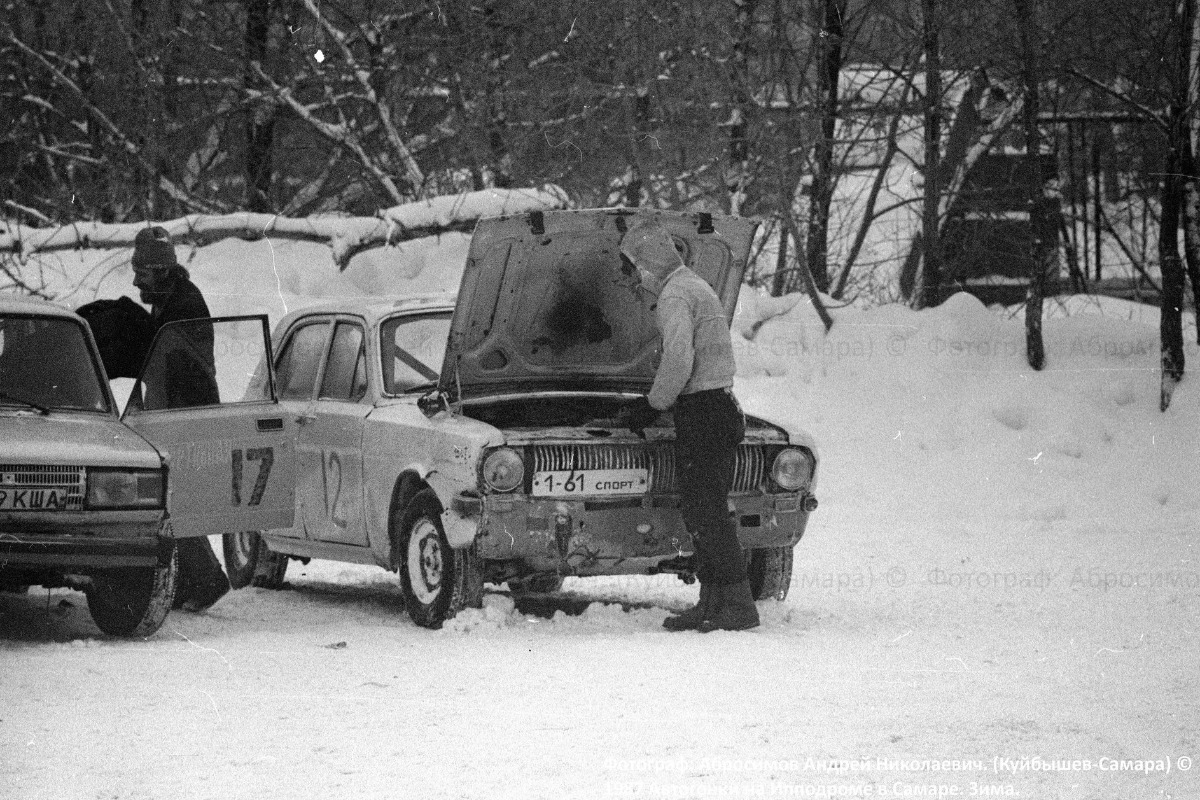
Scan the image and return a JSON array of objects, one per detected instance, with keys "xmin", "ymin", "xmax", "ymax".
[
  {"xmin": 222, "ymin": 531, "xmax": 261, "ymax": 589},
  {"xmin": 746, "ymin": 545, "xmax": 794, "ymax": 601},
  {"xmin": 508, "ymin": 574, "xmax": 565, "ymax": 594},
  {"xmin": 86, "ymin": 546, "xmax": 178, "ymax": 637},
  {"xmin": 251, "ymin": 543, "xmax": 289, "ymax": 589},
  {"xmin": 394, "ymin": 489, "xmax": 483, "ymax": 629}
]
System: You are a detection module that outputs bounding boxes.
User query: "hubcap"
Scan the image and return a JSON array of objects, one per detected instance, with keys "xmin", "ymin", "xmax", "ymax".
[{"xmin": 407, "ymin": 519, "xmax": 444, "ymax": 605}]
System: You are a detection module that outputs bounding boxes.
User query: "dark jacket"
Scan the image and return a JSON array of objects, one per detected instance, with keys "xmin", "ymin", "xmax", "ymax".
[
  {"xmin": 153, "ymin": 273, "xmax": 211, "ymax": 329},
  {"xmin": 145, "ymin": 275, "xmax": 220, "ymax": 409}
]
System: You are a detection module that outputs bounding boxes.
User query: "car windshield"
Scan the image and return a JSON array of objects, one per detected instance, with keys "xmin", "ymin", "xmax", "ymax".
[
  {"xmin": 379, "ymin": 312, "xmax": 451, "ymax": 394},
  {"xmin": 0, "ymin": 314, "xmax": 109, "ymax": 413}
]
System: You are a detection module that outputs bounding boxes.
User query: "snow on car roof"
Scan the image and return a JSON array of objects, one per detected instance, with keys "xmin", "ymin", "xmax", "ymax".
[
  {"xmin": 275, "ymin": 292, "xmax": 456, "ymax": 329},
  {"xmin": 0, "ymin": 293, "xmax": 81, "ymax": 319}
]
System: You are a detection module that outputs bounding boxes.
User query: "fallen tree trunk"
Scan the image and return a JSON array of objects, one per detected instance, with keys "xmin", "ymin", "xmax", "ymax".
[{"xmin": 0, "ymin": 187, "xmax": 569, "ymax": 270}]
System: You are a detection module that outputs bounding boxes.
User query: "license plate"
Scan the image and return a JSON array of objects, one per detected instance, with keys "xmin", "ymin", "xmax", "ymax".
[
  {"xmin": 0, "ymin": 487, "xmax": 71, "ymax": 511},
  {"xmin": 531, "ymin": 469, "xmax": 649, "ymax": 497}
]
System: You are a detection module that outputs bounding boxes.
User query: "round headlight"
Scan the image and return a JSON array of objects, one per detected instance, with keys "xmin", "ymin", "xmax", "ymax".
[
  {"xmin": 771, "ymin": 448, "xmax": 813, "ymax": 491},
  {"xmin": 481, "ymin": 447, "xmax": 524, "ymax": 493}
]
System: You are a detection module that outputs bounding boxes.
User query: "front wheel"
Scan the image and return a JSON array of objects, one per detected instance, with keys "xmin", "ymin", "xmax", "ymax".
[
  {"xmin": 394, "ymin": 489, "xmax": 483, "ymax": 629},
  {"xmin": 746, "ymin": 546, "xmax": 794, "ymax": 601},
  {"xmin": 86, "ymin": 547, "xmax": 177, "ymax": 637}
]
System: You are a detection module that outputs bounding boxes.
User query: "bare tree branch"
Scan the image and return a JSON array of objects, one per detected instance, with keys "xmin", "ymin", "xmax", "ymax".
[
  {"xmin": 1, "ymin": 23, "xmax": 223, "ymax": 215},
  {"xmin": 249, "ymin": 62, "xmax": 407, "ymax": 205},
  {"xmin": 298, "ymin": 0, "xmax": 426, "ymax": 194},
  {"xmin": 1065, "ymin": 67, "xmax": 1169, "ymax": 132},
  {"xmin": 780, "ymin": 213, "xmax": 835, "ymax": 332}
]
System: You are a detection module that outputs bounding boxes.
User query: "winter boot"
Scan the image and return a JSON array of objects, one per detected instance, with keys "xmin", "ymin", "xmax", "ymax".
[
  {"xmin": 180, "ymin": 573, "xmax": 230, "ymax": 613},
  {"xmin": 663, "ymin": 583, "xmax": 715, "ymax": 631},
  {"xmin": 698, "ymin": 580, "xmax": 760, "ymax": 632}
]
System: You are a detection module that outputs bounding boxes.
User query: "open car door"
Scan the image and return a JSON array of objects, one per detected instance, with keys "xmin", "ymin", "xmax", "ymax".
[{"xmin": 123, "ymin": 315, "xmax": 296, "ymax": 539}]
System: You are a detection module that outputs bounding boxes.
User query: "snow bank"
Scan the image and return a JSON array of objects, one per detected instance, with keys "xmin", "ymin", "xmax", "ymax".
[{"xmin": 4, "ymin": 230, "xmax": 1200, "ymax": 800}]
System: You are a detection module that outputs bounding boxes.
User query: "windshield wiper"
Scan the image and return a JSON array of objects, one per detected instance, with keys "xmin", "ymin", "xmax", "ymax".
[{"xmin": 0, "ymin": 390, "xmax": 51, "ymax": 415}]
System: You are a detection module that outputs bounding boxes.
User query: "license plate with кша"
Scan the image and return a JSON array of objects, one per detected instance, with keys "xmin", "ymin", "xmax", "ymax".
[
  {"xmin": 531, "ymin": 469, "xmax": 649, "ymax": 497},
  {"xmin": 0, "ymin": 487, "xmax": 71, "ymax": 511}
]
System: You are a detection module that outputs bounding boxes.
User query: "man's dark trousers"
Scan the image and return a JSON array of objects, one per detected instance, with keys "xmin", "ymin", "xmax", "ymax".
[{"xmin": 673, "ymin": 388, "xmax": 746, "ymax": 586}]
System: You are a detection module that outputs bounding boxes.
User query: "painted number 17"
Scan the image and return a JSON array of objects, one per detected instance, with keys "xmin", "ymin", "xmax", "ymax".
[{"xmin": 231, "ymin": 447, "xmax": 274, "ymax": 506}]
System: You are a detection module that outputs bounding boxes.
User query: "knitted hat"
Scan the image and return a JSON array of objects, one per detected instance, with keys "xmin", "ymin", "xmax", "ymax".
[
  {"xmin": 619, "ymin": 219, "xmax": 684, "ymax": 278},
  {"xmin": 131, "ymin": 226, "xmax": 178, "ymax": 269}
]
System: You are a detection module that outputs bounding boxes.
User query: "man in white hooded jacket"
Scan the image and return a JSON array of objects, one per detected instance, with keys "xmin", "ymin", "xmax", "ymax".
[{"xmin": 621, "ymin": 219, "xmax": 759, "ymax": 632}]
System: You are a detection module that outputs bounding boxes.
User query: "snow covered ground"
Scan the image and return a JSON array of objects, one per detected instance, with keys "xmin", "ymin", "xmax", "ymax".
[{"xmin": 2, "ymin": 232, "xmax": 1199, "ymax": 800}]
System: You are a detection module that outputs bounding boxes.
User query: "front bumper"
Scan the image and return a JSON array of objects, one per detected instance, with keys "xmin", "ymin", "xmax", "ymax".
[
  {"xmin": 469, "ymin": 492, "xmax": 816, "ymax": 575},
  {"xmin": 0, "ymin": 513, "xmax": 169, "ymax": 570}
]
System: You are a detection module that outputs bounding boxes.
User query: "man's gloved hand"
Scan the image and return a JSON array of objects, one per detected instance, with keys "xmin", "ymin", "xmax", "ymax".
[{"xmin": 624, "ymin": 396, "xmax": 659, "ymax": 438}]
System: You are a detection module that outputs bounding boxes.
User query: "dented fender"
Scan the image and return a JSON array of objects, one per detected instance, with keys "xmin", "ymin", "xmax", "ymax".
[{"xmin": 440, "ymin": 506, "xmax": 479, "ymax": 548}]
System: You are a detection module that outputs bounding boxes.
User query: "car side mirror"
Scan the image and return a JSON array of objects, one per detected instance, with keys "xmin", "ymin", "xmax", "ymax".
[{"xmin": 418, "ymin": 392, "xmax": 447, "ymax": 417}]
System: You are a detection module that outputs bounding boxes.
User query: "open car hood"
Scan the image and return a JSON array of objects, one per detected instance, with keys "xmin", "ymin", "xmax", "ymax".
[{"xmin": 440, "ymin": 208, "xmax": 758, "ymax": 400}]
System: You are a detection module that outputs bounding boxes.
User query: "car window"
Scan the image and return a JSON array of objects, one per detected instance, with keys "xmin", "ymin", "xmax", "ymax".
[
  {"xmin": 319, "ymin": 322, "xmax": 367, "ymax": 402},
  {"xmin": 275, "ymin": 320, "xmax": 329, "ymax": 401},
  {"xmin": 134, "ymin": 317, "xmax": 273, "ymax": 412},
  {"xmin": 379, "ymin": 313, "xmax": 451, "ymax": 393},
  {"xmin": 0, "ymin": 315, "xmax": 108, "ymax": 412}
]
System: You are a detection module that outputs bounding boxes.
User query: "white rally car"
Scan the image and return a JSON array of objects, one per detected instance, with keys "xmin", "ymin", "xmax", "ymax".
[
  {"xmin": 123, "ymin": 208, "xmax": 820, "ymax": 629},
  {"xmin": 0, "ymin": 296, "xmax": 292, "ymax": 636}
]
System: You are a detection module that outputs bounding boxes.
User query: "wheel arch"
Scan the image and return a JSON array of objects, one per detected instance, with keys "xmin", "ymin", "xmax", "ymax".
[{"xmin": 386, "ymin": 471, "xmax": 439, "ymax": 569}]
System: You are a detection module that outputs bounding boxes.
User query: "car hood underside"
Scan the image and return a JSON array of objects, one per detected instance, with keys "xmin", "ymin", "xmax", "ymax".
[{"xmin": 440, "ymin": 208, "xmax": 758, "ymax": 401}]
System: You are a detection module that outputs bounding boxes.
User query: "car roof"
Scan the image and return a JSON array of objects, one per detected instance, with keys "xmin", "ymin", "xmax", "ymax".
[
  {"xmin": 275, "ymin": 292, "xmax": 456, "ymax": 331},
  {"xmin": 0, "ymin": 293, "xmax": 84, "ymax": 320}
]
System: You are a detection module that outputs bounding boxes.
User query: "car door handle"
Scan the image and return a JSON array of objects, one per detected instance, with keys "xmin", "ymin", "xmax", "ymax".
[{"xmin": 296, "ymin": 412, "xmax": 317, "ymax": 425}]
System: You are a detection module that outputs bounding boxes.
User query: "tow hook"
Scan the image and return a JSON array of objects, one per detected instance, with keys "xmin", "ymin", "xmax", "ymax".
[{"xmin": 554, "ymin": 513, "xmax": 572, "ymax": 559}]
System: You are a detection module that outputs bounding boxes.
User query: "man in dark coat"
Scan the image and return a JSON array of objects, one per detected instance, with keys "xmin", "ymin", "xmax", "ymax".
[{"xmin": 131, "ymin": 226, "xmax": 230, "ymax": 612}]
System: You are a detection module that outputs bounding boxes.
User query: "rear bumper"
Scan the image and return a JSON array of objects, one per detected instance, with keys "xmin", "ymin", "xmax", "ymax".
[
  {"xmin": 471, "ymin": 492, "xmax": 815, "ymax": 575},
  {"xmin": 0, "ymin": 517, "xmax": 170, "ymax": 570}
]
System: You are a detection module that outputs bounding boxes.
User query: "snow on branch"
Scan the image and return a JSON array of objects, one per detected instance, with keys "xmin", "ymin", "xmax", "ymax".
[{"xmin": 0, "ymin": 187, "xmax": 570, "ymax": 270}]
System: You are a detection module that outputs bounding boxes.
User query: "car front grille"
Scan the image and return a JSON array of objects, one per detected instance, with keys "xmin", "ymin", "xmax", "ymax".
[
  {"xmin": 0, "ymin": 464, "xmax": 86, "ymax": 510},
  {"xmin": 528, "ymin": 444, "xmax": 771, "ymax": 494}
]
